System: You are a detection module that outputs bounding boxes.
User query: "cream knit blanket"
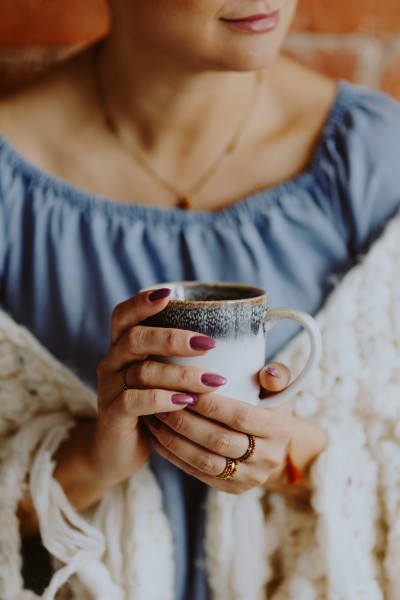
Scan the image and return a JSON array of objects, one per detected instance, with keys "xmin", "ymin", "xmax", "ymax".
[{"xmin": 0, "ymin": 212, "xmax": 399, "ymax": 600}]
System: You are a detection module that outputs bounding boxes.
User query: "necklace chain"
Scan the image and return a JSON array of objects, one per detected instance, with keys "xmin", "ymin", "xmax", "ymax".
[{"xmin": 92, "ymin": 46, "xmax": 263, "ymax": 210}]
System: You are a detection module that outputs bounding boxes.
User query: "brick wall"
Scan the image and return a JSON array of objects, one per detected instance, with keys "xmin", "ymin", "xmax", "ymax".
[
  {"xmin": 285, "ymin": 0, "xmax": 400, "ymax": 100},
  {"xmin": 0, "ymin": 1, "xmax": 399, "ymax": 100}
]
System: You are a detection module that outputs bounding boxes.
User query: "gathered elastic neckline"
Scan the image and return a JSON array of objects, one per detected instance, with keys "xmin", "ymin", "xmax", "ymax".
[{"xmin": 0, "ymin": 80, "xmax": 354, "ymax": 225}]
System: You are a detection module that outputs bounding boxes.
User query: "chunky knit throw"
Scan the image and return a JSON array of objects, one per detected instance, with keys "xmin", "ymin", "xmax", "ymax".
[{"xmin": 1, "ymin": 212, "xmax": 399, "ymax": 600}]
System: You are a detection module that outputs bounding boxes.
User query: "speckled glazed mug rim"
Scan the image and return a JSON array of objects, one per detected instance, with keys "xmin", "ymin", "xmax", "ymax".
[{"xmin": 145, "ymin": 281, "xmax": 268, "ymax": 306}]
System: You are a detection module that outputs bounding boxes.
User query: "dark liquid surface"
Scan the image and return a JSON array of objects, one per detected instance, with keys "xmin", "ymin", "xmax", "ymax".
[{"xmin": 170, "ymin": 284, "xmax": 264, "ymax": 302}]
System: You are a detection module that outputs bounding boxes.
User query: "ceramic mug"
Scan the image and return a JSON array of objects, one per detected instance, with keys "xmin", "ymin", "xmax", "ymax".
[{"xmin": 143, "ymin": 282, "xmax": 321, "ymax": 407}]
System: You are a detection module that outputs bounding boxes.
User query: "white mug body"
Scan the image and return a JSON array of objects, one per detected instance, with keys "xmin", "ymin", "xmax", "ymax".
[
  {"xmin": 142, "ymin": 282, "xmax": 321, "ymax": 407},
  {"xmin": 158, "ymin": 326, "xmax": 266, "ymax": 405}
]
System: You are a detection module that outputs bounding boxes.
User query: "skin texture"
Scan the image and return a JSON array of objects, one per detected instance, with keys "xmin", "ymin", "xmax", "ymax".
[{"xmin": 3, "ymin": 1, "xmax": 332, "ymax": 535}]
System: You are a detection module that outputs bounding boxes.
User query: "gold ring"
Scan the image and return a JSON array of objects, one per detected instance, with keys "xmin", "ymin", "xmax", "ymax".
[
  {"xmin": 216, "ymin": 457, "xmax": 238, "ymax": 480},
  {"xmin": 122, "ymin": 367, "xmax": 129, "ymax": 391},
  {"xmin": 238, "ymin": 434, "xmax": 256, "ymax": 463}
]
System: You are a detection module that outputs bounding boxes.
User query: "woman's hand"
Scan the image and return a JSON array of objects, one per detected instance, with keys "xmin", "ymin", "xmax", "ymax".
[
  {"xmin": 143, "ymin": 363, "xmax": 292, "ymax": 494},
  {"xmin": 145, "ymin": 363, "xmax": 327, "ymax": 497},
  {"xmin": 21, "ymin": 287, "xmax": 228, "ymax": 536}
]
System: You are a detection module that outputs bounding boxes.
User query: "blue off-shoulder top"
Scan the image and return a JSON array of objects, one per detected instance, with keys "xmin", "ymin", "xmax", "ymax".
[{"xmin": 0, "ymin": 81, "xmax": 400, "ymax": 599}]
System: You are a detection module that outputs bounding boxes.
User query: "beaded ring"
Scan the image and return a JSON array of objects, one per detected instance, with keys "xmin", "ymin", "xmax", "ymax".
[
  {"xmin": 216, "ymin": 457, "xmax": 238, "ymax": 480},
  {"xmin": 238, "ymin": 434, "xmax": 256, "ymax": 463}
]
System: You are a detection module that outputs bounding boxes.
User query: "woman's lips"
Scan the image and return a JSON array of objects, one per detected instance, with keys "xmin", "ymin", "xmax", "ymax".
[{"xmin": 221, "ymin": 11, "xmax": 280, "ymax": 33}]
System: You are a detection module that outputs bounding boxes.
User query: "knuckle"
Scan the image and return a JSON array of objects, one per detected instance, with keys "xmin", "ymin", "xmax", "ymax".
[
  {"xmin": 231, "ymin": 405, "xmax": 257, "ymax": 432},
  {"xmin": 146, "ymin": 388, "xmax": 160, "ymax": 411},
  {"xmin": 116, "ymin": 390, "xmax": 132, "ymax": 415},
  {"xmin": 193, "ymin": 452, "xmax": 216, "ymax": 475},
  {"xmin": 135, "ymin": 360, "xmax": 154, "ymax": 388},
  {"xmin": 165, "ymin": 328, "xmax": 181, "ymax": 351},
  {"xmin": 162, "ymin": 432, "xmax": 179, "ymax": 453},
  {"xmin": 171, "ymin": 412, "xmax": 188, "ymax": 436},
  {"xmin": 201, "ymin": 397, "xmax": 219, "ymax": 420},
  {"xmin": 176, "ymin": 365, "xmax": 192, "ymax": 387},
  {"xmin": 126, "ymin": 326, "xmax": 145, "ymax": 350},
  {"xmin": 209, "ymin": 431, "xmax": 231, "ymax": 455}
]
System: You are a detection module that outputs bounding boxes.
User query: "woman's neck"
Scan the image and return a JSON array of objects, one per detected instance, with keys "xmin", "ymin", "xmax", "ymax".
[{"xmin": 97, "ymin": 34, "xmax": 261, "ymax": 163}]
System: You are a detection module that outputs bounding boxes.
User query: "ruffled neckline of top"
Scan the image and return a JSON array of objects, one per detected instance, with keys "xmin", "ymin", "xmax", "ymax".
[{"xmin": 0, "ymin": 80, "xmax": 355, "ymax": 225}]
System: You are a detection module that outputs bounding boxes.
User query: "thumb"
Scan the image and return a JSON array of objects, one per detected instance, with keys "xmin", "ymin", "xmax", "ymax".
[{"xmin": 259, "ymin": 362, "xmax": 291, "ymax": 396}]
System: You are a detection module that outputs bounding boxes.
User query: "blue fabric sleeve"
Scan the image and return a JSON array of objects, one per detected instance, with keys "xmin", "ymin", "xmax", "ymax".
[{"xmin": 317, "ymin": 86, "xmax": 400, "ymax": 256}]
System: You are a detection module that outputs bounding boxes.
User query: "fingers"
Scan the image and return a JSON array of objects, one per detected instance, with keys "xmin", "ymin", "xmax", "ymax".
[
  {"xmin": 144, "ymin": 416, "xmax": 283, "ymax": 493},
  {"xmin": 188, "ymin": 391, "xmax": 283, "ymax": 438},
  {"xmin": 111, "ymin": 288, "xmax": 172, "ymax": 344},
  {"xmin": 148, "ymin": 409, "xmax": 249, "ymax": 460},
  {"xmin": 259, "ymin": 362, "xmax": 291, "ymax": 395},
  {"xmin": 105, "ymin": 326, "xmax": 216, "ymax": 374},
  {"xmin": 143, "ymin": 394, "xmax": 292, "ymax": 494},
  {"xmin": 98, "ymin": 361, "xmax": 226, "ymax": 405},
  {"xmin": 192, "ymin": 394, "xmax": 291, "ymax": 446},
  {"xmin": 98, "ymin": 388, "xmax": 199, "ymax": 432},
  {"xmin": 148, "ymin": 392, "xmax": 291, "ymax": 457}
]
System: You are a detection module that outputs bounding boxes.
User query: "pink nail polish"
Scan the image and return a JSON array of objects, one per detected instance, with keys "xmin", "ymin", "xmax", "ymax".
[
  {"xmin": 171, "ymin": 393, "xmax": 198, "ymax": 405},
  {"xmin": 155, "ymin": 412, "xmax": 169, "ymax": 420},
  {"xmin": 190, "ymin": 336, "xmax": 216, "ymax": 351},
  {"xmin": 148, "ymin": 288, "xmax": 171, "ymax": 302},
  {"xmin": 264, "ymin": 365, "xmax": 281, "ymax": 378},
  {"xmin": 201, "ymin": 373, "xmax": 227, "ymax": 387}
]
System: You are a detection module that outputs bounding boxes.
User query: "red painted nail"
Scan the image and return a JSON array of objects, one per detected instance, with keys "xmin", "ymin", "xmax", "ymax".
[
  {"xmin": 264, "ymin": 365, "xmax": 281, "ymax": 378},
  {"xmin": 148, "ymin": 288, "xmax": 171, "ymax": 302},
  {"xmin": 171, "ymin": 393, "xmax": 198, "ymax": 405},
  {"xmin": 201, "ymin": 373, "xmax": 227, "ymax": 387},
  {"xmin": 190, "ymin": 336, "xmax": 216, "ymax": 351}
]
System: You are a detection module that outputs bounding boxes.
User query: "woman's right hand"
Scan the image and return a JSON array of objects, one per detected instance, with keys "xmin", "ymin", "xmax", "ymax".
[
  {"xmin": 21, "ymin": 287, "xmax": 224, "ymax": 536},
  {"xmin": 91, "ymin": 287, "xmax": 225, "ymax": 490}
]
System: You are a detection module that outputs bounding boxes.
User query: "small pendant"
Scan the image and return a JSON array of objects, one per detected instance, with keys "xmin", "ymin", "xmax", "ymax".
[{"xmin": 177, "ymin": 195, "xmax": 192, "ymax": 210}]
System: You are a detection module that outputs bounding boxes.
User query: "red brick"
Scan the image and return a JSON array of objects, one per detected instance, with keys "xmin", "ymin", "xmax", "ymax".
[
  {"xmin": 292, "ymin": 0, "xmax": 400, "ymax": 34},
  {"xmin": 0, "ymin": 0, "xmax": 110, "ymax": 46}
]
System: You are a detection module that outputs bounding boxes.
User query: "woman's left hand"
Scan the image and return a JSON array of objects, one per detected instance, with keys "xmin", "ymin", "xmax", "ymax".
[{"xmin": 143, "ymin": 361, "xmax": 293, "ymax": 493}]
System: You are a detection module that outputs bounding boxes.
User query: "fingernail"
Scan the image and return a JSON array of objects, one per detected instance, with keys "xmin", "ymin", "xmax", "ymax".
[
  {"xmin": 171, "ymin": 393, "xmax": 198, "ymax": 405},
  {"xmin": 201, "ymin": 373, "xmax": 227, "ymax": 387},
  {"xmin": 155, "ymin": 412, "xmax": 169, "ymax": 420},
  {"xmin": 143, "ymin": 416, "xmax": 161, "ymax": 432},
  {"xmin": 190, "ymin": 336, "xmax": 216, "ymax": 351},
  {"xmin": 148, "ymin": 288, "xmax": 171, "ymax": 302},
  {"xmin": 264, "ymin": 365, "xmax": 281, "ymax": 378}
]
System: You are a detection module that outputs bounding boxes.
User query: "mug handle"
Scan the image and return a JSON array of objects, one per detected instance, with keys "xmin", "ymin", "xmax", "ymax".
[{"xmin": 260, "ymin": 308, "xmax": 322, "ymax": 408}]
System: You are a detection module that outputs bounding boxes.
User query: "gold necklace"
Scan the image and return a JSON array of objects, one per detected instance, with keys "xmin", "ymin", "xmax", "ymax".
[{"xmin": 92, "ymin": 47, "xmax": 263, "ymax": 210}]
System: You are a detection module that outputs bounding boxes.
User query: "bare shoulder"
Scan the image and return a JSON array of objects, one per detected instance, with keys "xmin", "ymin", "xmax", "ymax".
[
  {"xmin": 249, "ymin": 56, "xmax": 338, "ymax": 187},
  {"xmin": 271, "ymin": 56, "xmax": 338, "ymax": 131},
  {"xmin": 0, "ymin": 52, "xmax": 92, "ymax": 164}
]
